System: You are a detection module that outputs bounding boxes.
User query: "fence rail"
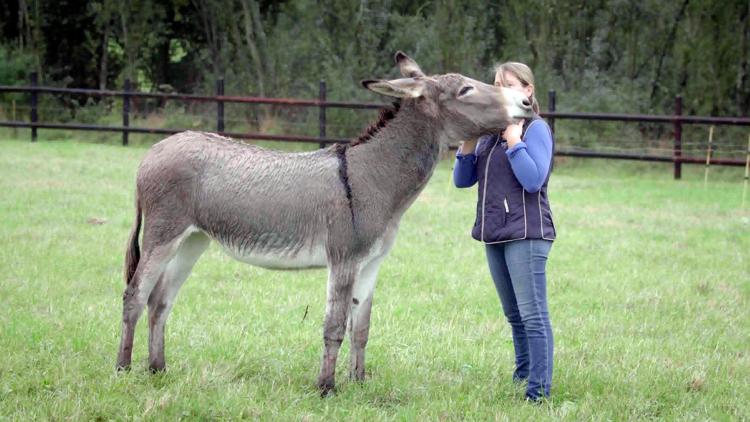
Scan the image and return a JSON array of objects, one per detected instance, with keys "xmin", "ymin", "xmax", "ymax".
[{"xmin": 1, "ymin": 73, "xmax": 749, "ymax": 179}]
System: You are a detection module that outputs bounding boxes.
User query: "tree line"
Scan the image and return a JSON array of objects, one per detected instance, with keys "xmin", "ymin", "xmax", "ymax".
[{"xmin": 1, "ymin": 0, "xmax": 748, "ymax": 118}]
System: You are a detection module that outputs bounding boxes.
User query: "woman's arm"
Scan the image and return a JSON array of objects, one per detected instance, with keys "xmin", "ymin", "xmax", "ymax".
[
  {"xmin": 504, "ymin": 121, "xmax": 553, "ymax": 193},
  {"xmin": 453, "ymin": 140, "xmax": 479, "ymax": 188}
]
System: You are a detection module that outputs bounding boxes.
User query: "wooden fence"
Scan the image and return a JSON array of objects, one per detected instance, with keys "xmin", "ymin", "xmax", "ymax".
[{"xmin": 1, "ymin": 72, "xmax": 749, "ymax": 179}]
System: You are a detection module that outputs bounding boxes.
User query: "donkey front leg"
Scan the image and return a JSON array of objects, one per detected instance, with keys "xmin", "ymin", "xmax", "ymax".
[
  {"xmin": 318, "ymin": 263, "xmax": 357, "ymax": 396},
  {"xmin": 349, "ymin": 255, "xmax": 385, "ymax": 382}
]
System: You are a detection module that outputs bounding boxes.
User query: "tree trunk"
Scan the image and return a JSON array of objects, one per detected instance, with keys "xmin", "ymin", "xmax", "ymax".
[
  {"xmin": 240, "ymin": 0, "xmax": 266, "ymax": 97},
  {"xmin": 18, "ymin": 0, "xmax": 26, "ymax": 51},
  {"xmin": 737, "ymin": 0, "xmax": 750, "ymax": 115},
  {"xmin": 649, "ymin": 0, "xmax": 690, "ymax": 107},
  {"xmin": 99, "ymin": 19, "xmax": 111, "ymax": 91},
  {"xmin": 120, "ymin": 6, "xmax": 132, "ymax": 80},
  {"xmin": 34, "ymin": 0, "xmax": 43, "ymax": 76},
  {"xmin": 194, "ymin": 0, "xmax": 222, "ymax": 78},
  {"xmin": 21, "ymin": 0, "xmax": 44, "ymax": 78}
]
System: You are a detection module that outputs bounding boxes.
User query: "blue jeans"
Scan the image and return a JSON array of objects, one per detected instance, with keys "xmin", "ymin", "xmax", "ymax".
[{"xmin": 485, "ymin": 239, "xmax": 553, "ymax": 400}]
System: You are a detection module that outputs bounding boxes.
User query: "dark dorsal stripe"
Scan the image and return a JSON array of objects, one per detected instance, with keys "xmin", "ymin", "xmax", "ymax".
[
  {"xmin": 333, "ymin": 143, "xmax": 355, "ymax": 226},
  {"xmin": 331, "ymin": 101, "xmax": 402, "ymax": 227}
]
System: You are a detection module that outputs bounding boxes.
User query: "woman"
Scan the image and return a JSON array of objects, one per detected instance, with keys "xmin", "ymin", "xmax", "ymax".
[{"xmin": 453, "ymin": 62, "xmax": 556, "ymax": 402}]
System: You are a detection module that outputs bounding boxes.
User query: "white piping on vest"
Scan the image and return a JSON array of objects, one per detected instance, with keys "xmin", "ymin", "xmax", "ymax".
[
  {"xmin": 539, "ymin": 191, "xmax": 556, "ymax": 241},
  {"xmin": 539, "ymin": 192, "xmax": 553, "ymax": 241},
  {"xmin": 480, "ymin": 118, "xmax": 554, "ymax": 245},
  {"xmin": 523, "ymin": 119, "xmax": 542, "ymax": 137},
  {"xmin": 480, "ymin": 129, "xmax": 536, "ymax": 245},
  {"xmin": 481, "ymin": 135, "xmax": 530, "ymax": 245},
  {"xmin": 531, "ymin": 119, "xmax": 555, "ymax": 241},
  {"xmin": 480, "ymin": 117, "xmax": 554, "ymax": 244}
]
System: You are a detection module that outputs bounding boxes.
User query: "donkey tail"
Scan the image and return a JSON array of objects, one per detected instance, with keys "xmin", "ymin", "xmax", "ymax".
[{"xmin": 124, "ymin": 191, "xmax": 142, "ymax": 285}]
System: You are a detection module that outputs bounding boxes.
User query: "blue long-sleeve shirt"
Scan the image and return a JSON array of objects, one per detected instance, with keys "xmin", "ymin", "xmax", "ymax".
[{"xmin": 453, "ymin": 120, "xmax": 553, "ymax": 193}]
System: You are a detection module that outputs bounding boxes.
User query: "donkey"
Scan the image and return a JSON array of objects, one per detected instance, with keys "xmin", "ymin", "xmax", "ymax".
[{"xmin": 116, "ymin": 51, "xmax": 533, "ymax": 395}]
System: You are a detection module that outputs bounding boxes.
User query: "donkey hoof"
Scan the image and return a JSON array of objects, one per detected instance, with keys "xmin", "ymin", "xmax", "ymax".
[
  {"xmin": 349, "ymin": 368, "xmax": 366, "ymax": 383},
  {"xmin": 149, "ymin": 364, "xmax": 166, "ymax": 374},
  {"xmin": 318, "ymin": 383, "xmax": 337, "ymax": 398},
  {"xmin": 116, "ymin": 364, "xmax": 131, "ymax": 372}
]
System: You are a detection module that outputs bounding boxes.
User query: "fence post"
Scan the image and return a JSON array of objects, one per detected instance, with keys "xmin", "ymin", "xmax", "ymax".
[
  {"xmin": 30, "ymin": 71, "xmax": 38, "ymax": 142},
  {"xmin": 12, "ymin": 99, "xmax": 17, "ymax": 138},
  {"xmin": 548, "ymin": 90, "xmax": 556, "ymax": 169},
  {"xmin": 742, "ymin": 134, "xmax": 750, "ymax": 209},
  {"xmin": 122, "ymin": 79, "xmax": 130, "ymax": 146},
  {"xmin": 547, "ymin": 90, "xmax": 556, "ymax": 134},
  {"xmin": 216, "ymin": 78, "xmax": 225, "ymax": 133},
  {"xmin": 319, "ymin": 80, "xmax": 327, "ymax": 149},
  {"xmin": 673, "ymin": 95, "xmax": 682, "ymax": 179}
]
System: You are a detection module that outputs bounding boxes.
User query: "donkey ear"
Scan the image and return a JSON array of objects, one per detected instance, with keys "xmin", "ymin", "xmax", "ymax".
[
  {"xmin": 362, "ymin": 78, "xmax": 424, "ymax": 98},
  {"xmin": 394, "ymin": 51, "xmax": 425, "ymax": 78}
]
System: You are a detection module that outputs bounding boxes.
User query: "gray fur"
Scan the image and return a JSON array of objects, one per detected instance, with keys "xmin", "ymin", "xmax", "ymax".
[{"xmin": 116, "ymin": 51, "xmax": 533, "ymax": 395}]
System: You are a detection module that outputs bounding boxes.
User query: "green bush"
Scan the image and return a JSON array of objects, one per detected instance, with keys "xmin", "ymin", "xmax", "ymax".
[{"xmin": 0, "ymin": 44, "xmax": 35, "ymax": 114}]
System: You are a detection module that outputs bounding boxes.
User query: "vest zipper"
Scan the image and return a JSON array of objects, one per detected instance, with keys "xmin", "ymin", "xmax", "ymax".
[{"xmin": 480, "ymin": 138, "xmax": 500, "ymax": 242}]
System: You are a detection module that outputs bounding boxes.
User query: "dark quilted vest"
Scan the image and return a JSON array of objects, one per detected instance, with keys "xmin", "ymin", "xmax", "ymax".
[{"xmin": 471, "ymin": 117, "xmax": 556, "ymax": 243}]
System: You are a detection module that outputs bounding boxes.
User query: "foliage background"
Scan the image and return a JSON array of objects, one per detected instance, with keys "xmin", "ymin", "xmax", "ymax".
[
  {"xmin": 2, "ymin": 1, "xmax": 748, "ymax": 160},
  {"xmin": 1, "ymin": 0, "xmax": 748, "ymax": 117}
]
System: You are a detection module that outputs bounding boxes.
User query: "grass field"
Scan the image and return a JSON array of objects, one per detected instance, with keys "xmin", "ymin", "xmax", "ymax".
[{"xmin": 0, "ymin": 137, "xmax": 748, "ymax": 420}]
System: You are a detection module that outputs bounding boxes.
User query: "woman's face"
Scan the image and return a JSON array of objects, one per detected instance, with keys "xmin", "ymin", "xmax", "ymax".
[{"xmin": 495, "ymin": 71, "xmax": 533, "ymax": 100}]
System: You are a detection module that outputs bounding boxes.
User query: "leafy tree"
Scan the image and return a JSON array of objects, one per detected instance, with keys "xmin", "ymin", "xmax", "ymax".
[{"xmin": 0, "ymin": 0, "xmax": 747, "ymax": 118}]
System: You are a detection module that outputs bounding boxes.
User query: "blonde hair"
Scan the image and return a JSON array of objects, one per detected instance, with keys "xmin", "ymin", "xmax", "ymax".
[{"xmin": 494, "ymin": 62, "xmax": 540, "ymax": 114}]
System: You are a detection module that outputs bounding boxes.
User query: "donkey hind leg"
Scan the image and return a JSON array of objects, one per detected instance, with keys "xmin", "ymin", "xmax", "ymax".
[
  {"xmin": 318, "ymin": 263, "xmax": 357, "ymax": 396},
  {"xmin": 116, "ymin": 226, "xmax": 195, "ymax": 371},
  {"xmin": 147, "ymin": 232, "xmax": 210, "ymax": 372},
  {"xmin": 348, "ymin": 255, "xmax": 386, "ymax": 382}
]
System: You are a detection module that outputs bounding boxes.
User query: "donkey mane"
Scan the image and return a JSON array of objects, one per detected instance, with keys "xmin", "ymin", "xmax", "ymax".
[
  {"xmin": 329, "ymin": 100, "xmax": 401, "ymax": 226},
  {"xmin": 350, "ymin": 101, "xmax": 401, "ymax": 147}
]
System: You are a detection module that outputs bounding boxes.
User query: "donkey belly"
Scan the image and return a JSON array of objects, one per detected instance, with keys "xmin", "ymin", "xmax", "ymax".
[
  {"xmin": 215, "ymin": 235, "xmax": 328, "ymax": 270},
  {"xmin": 226, "ymin": 244, "xmax": 328, "ymax": 269},
  {"xmin": 190, "ymin": 150, "xmax": 341, "ymax": 270},
  {"xmin": 198, "ymin": 201, "xmax": 331, "ymax": 270}
]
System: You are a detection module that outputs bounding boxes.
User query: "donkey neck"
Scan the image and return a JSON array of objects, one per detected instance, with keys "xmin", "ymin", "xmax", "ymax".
[{"xmin": 346, "ymin": 103, "xmax": 441, "ymax": 213}]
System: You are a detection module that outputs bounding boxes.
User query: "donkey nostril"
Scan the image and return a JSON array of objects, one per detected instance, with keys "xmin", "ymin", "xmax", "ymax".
[{"xmin": 522, "ymin": 99, "xmax": 532, "ymax": 108}]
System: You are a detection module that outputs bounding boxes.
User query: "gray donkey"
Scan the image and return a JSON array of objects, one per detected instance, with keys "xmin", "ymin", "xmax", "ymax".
[{"xmin": 116, "ymin": 51, "xmax": 533, "ymax": 395}]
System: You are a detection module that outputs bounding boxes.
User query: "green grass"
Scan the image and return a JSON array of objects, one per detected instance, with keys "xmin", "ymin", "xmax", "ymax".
[{"xmin": 0, "ymin": 137, "xmax": 748, "ymax": 420}]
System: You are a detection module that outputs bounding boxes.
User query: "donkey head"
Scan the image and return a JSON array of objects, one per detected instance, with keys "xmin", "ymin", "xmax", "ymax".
[{"xmin": 362, "ymin": 51, "xmax": 533, "ymax": 142}]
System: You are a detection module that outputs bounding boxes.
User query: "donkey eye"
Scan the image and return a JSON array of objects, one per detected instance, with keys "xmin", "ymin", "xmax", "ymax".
[{"xmin": 458, "ymin": 86, "xmax": 474, "ymax": 97}]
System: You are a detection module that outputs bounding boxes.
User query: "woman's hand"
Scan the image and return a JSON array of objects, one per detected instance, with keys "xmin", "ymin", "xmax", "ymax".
[{"xmin": 502, "ymin": 119, "xmax": 524, "ymax": 148}]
